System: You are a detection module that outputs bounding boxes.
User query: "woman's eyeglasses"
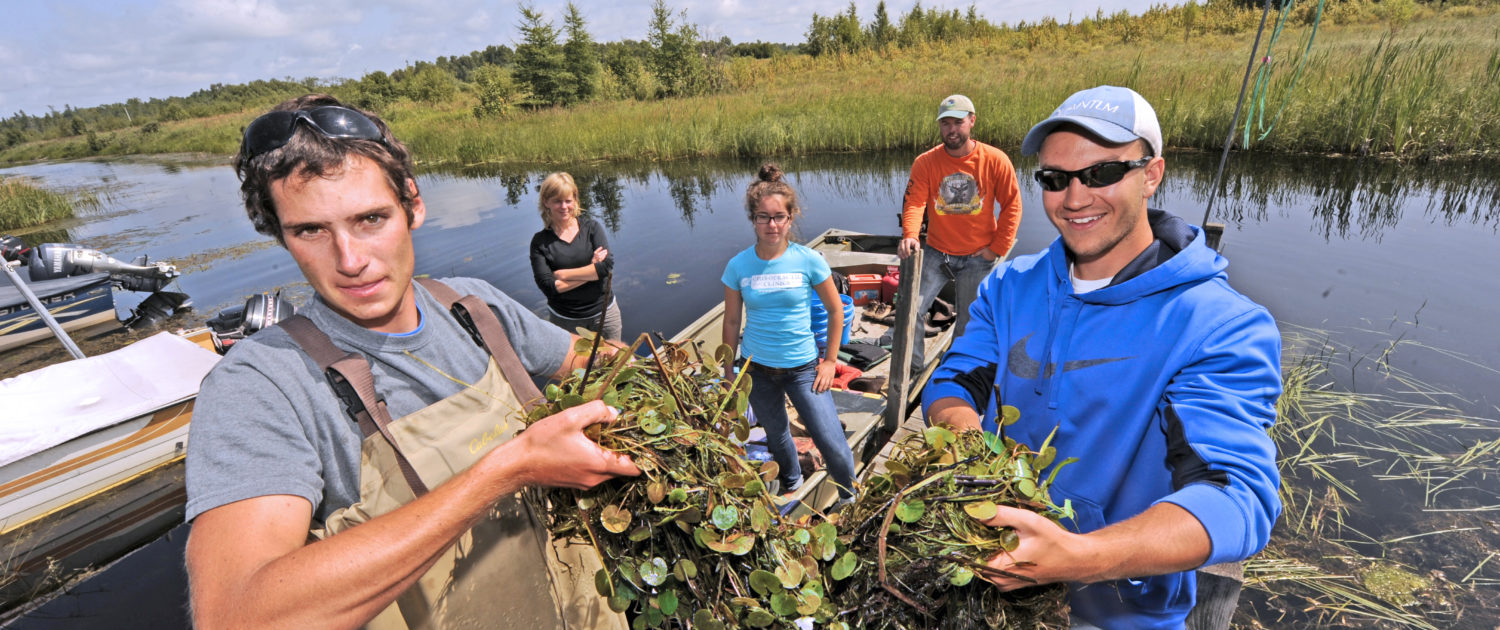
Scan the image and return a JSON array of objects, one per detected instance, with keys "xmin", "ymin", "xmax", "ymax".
[
  {"xmin": 241, "ymin": 106, "xmax": 387, "ymax": 159},
  {"xmin": 1034, "ymin": 157, "xmax": 1152, "ymax": 192},
  {"xmin": 753, "ymin": 214, "xmax": 792, "ymax": 225}
]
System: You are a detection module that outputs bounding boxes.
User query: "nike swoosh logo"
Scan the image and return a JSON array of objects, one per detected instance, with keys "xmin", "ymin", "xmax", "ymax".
[{"xmin": 1007, "ymin": 334, "xmax": 1131, "ymax": 379}]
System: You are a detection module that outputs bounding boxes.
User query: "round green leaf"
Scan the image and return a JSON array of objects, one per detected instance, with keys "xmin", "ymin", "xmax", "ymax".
[
  {"xmin": 693, "ymin": 609, "xmax": 724, "ymax": 630},
  {"xmin": 640, "ymin": 411, "xmax": 668, "ymax": 435},
  {"xmin": 749, "ymin": 569, "xmax": 781, "ymax": 597},
  {"xmin": 770, "ymin": 592, "xmax": 798, "ymax": 616},
  {"xmin": 711, "ymin": 504, "xmax": 739, "ymax": 530},
  {"xmin": 964, "ymin": 500, "xmax": 999, "ymax": 521},
  {"xmin": 640, "ymin": 557, "xmax": 668, "ymax": 586},
  {"xmin": 924, "ymin": 425, "xmax": 957, "ymax": 450},
  {"xmin": 668, "ymin": 487, "xmax": 689, "ymax": 503},
  {"xmin": 674, "ymin": 558, "xmax": 697, "ymax": 581},
  {"xmin": 594, "ymin": 568, "xmax": 612, "ymax": 597},
  {"xmin": 742, "ymin": 479, "xmax": 765, "ymax": 497},
  {"xmin": 744, "ymin": 608, "xmax": 775, "ymax": 627},
  {"xmin": 895, "ymin": 499, "xmax": 925, "ymax": 523},
  {"xmin": 750, "ymin": 501, "xmax": 773, "ymax": 533},
  {"xmin": 1016, "ymin": 477, "xmax": 1038, "ymax": 499},
  {"xmin": 1000, "ymin": 404, "xmax": 1021, "ymax": 426},
  {"xmin": 628, "ymin": 525, "xmax": 652, "ymax": 542},
  {"xmin": 658, "ymin": 588, "xmax": 679, "ymax": 616},
  {"xmin": 601, "ymin": 504, "xmax": 631, "ymax": 533},
  {"xmin": 831, "ymin": 551, "xmax": 859, "ymax": 581},
  {"xmin": 775, "ymin": 559, "xmax": 804, "ymax": 588},
  {"xmin": 999, "ymin": 527, "xmax": 1020, "ymax": 552},
  {"xmin": 949, "ymin": 565, "xmax": 975, "ymax": 586},
  {"xmin": 796, "ymin": 591, "xmax": 821, "ymax": 616},
  {"xmin": 1034, "ymin": 445, "xmax": 1057, "ymax": 471}
]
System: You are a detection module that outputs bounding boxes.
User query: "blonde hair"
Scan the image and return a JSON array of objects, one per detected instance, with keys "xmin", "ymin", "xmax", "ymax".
[{"xmin": 538, "ymin": 172, "xmax": 582, "ymax": 230}]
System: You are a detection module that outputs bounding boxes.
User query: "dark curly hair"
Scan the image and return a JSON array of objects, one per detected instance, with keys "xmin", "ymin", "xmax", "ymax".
[{"xmin": 234, "ymin": 94, "xmax": 418, "ymax": 245}]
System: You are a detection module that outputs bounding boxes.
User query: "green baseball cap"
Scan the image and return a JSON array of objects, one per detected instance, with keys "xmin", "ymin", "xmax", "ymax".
[{"xmin": 936, "ymin": 94, "xmax": 974, "ymax": 121}]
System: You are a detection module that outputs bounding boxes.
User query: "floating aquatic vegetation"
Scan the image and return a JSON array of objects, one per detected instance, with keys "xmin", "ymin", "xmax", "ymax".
[
  {"xmin": 829, "ymin": 419, "xmax": 1072, "ymax": 629},
  {"xmin": 523, "ymin": 334, "xmax": 1071, "ymax": 628}
]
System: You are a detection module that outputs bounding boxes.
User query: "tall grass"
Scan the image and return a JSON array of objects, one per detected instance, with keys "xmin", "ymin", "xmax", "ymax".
[
  {"xmin": 1249, "ymin": 328, "xmax": 1500, "ymax": 627},
  {"xmin": 2, "ymin": 3, "xmax": 1497, "ymax": 166},
  {"xmin": 0, "ymin": 178, "xmax": 98, "ymax": 231}
]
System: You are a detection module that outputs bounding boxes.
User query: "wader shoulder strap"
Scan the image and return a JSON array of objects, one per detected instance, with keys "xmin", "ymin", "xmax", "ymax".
[
  {"xmin": 278, "ymin": 315, "xmax": 431, "ymax": 497},
  {"xmin": 417, "ymin": 278, "xmax": 546, "ymax": 412}
]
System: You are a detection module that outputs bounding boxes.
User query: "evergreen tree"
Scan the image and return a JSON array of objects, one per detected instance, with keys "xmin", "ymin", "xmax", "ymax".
[
  {"xmin": 514, "ymin": 5, "xmax": 573, "ymax": 106},
  {"xmin": 869, "ymin": 1, "xmax": 896, "ymax": 49},
  {"xmin": 562, "ymin": 3, "xmax": 600, "ymax": 105},
  {"xmin": 646, "ymin": 0, "xmax": 706, "ymax": 97}
]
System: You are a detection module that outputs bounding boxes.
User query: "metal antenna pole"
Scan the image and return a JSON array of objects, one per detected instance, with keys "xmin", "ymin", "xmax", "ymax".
[
  {"xmin": 3, "ymin": 260, "xmax": 86, "ymax": 359},
  {"xmin": 1204, "ymin": 0, "xmax": 1276, "ymax": 229}
]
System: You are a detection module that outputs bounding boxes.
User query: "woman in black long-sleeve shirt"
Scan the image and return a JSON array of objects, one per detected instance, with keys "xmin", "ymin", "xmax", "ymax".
[{"xmin": 528, "ymin": 172, "xmax": 623, "ymax": 340}]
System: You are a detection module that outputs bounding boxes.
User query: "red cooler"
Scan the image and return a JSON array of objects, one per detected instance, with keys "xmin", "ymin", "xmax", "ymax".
[{"xmin": 847, "ymin": 273, "xmax": 882, "ymax": 306}]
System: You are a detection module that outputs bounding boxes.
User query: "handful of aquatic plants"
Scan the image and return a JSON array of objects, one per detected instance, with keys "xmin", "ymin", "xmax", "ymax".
[
  {"xmin": 524, "ymin": 334, "xmax": 861, "ymax": 629},
  {"xmin": 829, "ymin": 415, "xmax": 1074, "ymax": 629},
  {"xmin": 523, "ymin": 334, "xmax": 1072, "ymax": 628}
]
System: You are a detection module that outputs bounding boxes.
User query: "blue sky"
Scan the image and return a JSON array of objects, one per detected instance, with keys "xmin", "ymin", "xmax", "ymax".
[{"xmin": 1, "ymin": 1, "xmax": 1157, "ymax": 119}]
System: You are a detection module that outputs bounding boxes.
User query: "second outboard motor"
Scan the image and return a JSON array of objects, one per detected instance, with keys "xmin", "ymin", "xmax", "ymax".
[{"xmin": 208, "ymin": 291, "xmax": 295, "ymax": 354}]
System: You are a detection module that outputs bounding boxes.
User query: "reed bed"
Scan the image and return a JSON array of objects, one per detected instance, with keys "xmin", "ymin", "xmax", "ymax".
[
  {"xmin": 1246, "ymin": 327, "xmax": 1500, "ymax": 628},
  {"xmin": 0, "ymin": 177, "xmax": 98, "ymax": 231},
  {"xmin": 3, "ymin": 5, "xmax": 1497, "ymax": 167}
]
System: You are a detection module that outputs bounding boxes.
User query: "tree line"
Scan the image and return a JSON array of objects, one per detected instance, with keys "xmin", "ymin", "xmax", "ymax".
[{"xmin": 5, "ymin": 0, "xmax": 1459, "ymax": 154}]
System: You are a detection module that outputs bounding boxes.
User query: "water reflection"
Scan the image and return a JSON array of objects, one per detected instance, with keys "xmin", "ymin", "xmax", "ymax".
[
  {"xmin": 3, "ymin": 151, "xmax": 1497, "ymax": 413},
  {"xmin": 1166, "ymin": 152, "xmax": 1500, "ymax": 239}
]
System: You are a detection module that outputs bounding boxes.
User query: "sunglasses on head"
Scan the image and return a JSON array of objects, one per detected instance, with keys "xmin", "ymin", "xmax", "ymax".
[
  {"xmin": 1034, "ymin": 156, "xmax": 1152, "ymax": 193},
  {"xmin": 241, "ymin": 106, "xmax": 387, "ymax": 160}
]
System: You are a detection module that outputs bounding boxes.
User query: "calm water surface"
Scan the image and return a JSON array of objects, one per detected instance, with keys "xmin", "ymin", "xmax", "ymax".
[{"xmin": 2, "ymin": 151, "xmax": 1497, "ymax": 627}]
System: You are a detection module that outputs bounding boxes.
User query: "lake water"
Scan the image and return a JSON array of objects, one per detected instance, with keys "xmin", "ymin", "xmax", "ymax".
[{"xmin": 3, "ymin": 151, "xmax": 1497, "ymax": 627}]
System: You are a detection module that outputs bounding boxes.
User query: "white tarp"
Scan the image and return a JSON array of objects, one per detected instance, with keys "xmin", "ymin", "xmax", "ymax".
[{"xmin": 0, "ymin": 332, "xmax": 220, "ymax": 467}]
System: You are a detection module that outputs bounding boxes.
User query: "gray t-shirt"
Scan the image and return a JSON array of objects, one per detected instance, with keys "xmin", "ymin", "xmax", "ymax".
[{"xmin": 185, "ymin": 277, "xmax": 570, "ymax": 524}]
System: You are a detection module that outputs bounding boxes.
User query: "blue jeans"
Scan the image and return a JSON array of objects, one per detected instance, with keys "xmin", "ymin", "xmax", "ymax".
[
  {"xmin": 911, "ymin": 243, "xmax": 997, "ymax": 368},
  {"xmin": 746, "ymin": 360, "xmax": 856, "ymax": 499}
]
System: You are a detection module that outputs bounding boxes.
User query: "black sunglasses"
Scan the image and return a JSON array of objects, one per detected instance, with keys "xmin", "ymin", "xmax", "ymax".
[
  {"xmin": 241, "ymin": 106, "xmax": 387, "ymax": 159},
  {"xmin": 1034, "ymin": 157, "xmax": 1152, "ymax": 193}
]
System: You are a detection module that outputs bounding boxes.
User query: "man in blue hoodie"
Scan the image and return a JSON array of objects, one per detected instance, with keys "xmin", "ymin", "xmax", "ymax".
[{"xmin": 922, "ymin": 85, "xmax": 1282, "ymax": 629}]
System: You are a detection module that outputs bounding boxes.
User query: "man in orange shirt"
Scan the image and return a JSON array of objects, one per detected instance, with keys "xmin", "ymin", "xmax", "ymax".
[{"xmin": 898, "ymin": 94, "xmax": 1023, "ymax": 370}]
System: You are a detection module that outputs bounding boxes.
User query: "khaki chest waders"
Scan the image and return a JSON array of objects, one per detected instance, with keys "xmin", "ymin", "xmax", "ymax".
[{"xmin": 282, "ymin": 280, "xmax": 623, "ymax": 630}]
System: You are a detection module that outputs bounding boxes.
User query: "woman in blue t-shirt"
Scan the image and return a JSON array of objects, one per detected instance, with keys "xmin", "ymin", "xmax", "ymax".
[
  {"xmin": 720, "ymin": 163, "xmax": 856, "ymax": 503},
  {"xmin": 529, "ymin": 172, "xmax": 623, "ymax": 341}
]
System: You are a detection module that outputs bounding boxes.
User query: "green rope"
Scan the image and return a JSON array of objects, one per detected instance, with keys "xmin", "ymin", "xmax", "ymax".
[{"xmin": 1244, "ymin": 0, "xmax": 1326, "ymax": 148}]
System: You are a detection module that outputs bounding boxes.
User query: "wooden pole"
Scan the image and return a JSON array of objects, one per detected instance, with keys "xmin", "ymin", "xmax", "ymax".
[{"xmin": 883, "ymin": 250, "xmax": 922, "ymax": 434}]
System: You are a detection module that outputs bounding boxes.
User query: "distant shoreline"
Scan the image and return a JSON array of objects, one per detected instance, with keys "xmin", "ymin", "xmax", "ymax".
[{"xmin": 3, "ymin": 6, "xmax": 1496, "ymax": 167}]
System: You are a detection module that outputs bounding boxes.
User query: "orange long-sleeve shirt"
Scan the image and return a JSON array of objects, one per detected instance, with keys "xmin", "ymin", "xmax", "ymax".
[{"xmin": 901, "ymin": 141, "xmax": 1023, "ymax": 257}]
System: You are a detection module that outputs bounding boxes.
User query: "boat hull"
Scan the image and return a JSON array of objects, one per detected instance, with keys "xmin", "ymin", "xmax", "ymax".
[
  {"xmin": 0, "ymin": 330, "xmax": 215, "ymax": 616},
  {"xmin": 0, "ymin": 271, "xmax": 116, "ymax": 354}
]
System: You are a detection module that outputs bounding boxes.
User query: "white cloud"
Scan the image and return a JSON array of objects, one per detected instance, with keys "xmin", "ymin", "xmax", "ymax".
[{"xmin": 3, "ymin": 0, "xmax": 1183, "ymax": 118}]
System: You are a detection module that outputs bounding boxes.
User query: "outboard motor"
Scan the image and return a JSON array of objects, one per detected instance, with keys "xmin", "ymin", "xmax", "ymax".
[
  {"xmin": 207, "ymin": 291, "xmax": 295, "ymax": 354},
  {"xmin": 26, "ymin": 243, "xmax": 180, "ymax": 293}
]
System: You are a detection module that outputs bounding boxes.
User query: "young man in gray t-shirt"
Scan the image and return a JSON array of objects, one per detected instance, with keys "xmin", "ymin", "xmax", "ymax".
[{"xmin": 184, "ymin": 94, "xmax": 640, "ymax": 628}]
